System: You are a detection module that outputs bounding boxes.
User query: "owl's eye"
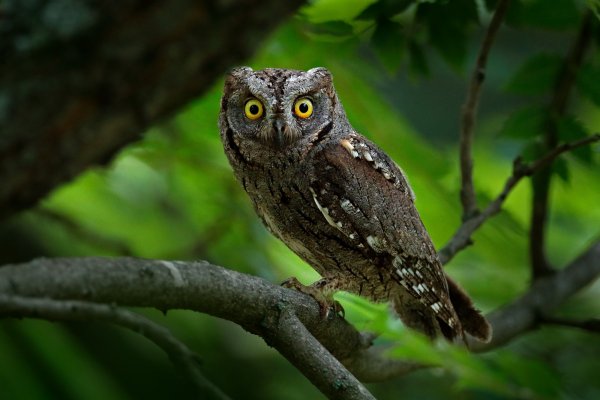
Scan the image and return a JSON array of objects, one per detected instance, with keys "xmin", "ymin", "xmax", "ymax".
[
  {"xmin": 244, "ymin": 98, "xmax": 264, "ymax": 120},
  {"xmin": 293, "ymin": 98, "xmax": 313, "ymax": 119}
]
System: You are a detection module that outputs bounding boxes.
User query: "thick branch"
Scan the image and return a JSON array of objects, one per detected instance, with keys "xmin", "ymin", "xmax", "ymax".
[
  {"xmin": 459, "ymin": 0, "xmax": 511, "ymax": 219},
  {"xmin": 539, "ymin": 315, "xmax": 600, "ymax": 334},
  {"xmin": 1, "ymin": 246, "xmax": 598, "ymax": 384},
  {"xmin": 0, "ymin": 0, "xmax": 305, "ymax": 217},
  {"xmin": 0, "ymin": 257, "xmax": 412, "ymax": 386},
  {"xmin": 268, "ymin": 309, "xmax": 375, "ymax": 400},
  {"xmin": 530, "ymin": 11, "xmax": 594, "ymax": 279},
  {"xmin": 0, "ymin": 295, "xmax": 229, "ymax": 400},
  {"xmin": 439, "ymin": 133, "xmax": 600, "ymax": 264},
  {"xmin": 470, "ymin": 241, "xmax": 600, "ymax": 351}
]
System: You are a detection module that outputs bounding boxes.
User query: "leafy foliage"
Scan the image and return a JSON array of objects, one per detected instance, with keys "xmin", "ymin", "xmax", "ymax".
[{"xmin": 1, "ymin": 0, "xmax": 600, "ymax": 399}]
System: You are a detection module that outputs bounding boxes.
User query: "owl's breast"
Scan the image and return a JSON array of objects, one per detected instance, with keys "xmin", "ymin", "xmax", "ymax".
[{"xmin": 242, "ymin": 167, "xmax": 393, "ymax": 301}]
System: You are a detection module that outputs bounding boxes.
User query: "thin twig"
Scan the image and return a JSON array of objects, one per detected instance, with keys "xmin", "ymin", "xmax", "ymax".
[
  {"xmin": 0, "ymin": 295, "xmax": 230, "ymax": 400},
  {"xmin": 459, "ymin": 0, "xmax": 511, "ymax": 220},
  {"xmin": 530, "ymin": 11, "xmax": 594, "ymax": 279},
  {"xmin": 440, "ymin": 133, "xmax": 600, "ymax": 264}
]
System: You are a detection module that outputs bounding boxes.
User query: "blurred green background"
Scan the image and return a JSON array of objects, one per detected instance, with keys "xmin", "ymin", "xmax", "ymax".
[{"xmin": 1, "ymin": 0, "xmax": 599, "ymax": 399}]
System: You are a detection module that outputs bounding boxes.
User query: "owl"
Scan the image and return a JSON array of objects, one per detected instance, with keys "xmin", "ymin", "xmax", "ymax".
[{"xmin": 219, "ymin": 67, "xmax": 491, "ymax": 343}]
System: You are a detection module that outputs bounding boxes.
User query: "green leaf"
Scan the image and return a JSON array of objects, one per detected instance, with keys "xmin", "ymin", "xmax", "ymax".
[
  {"xmin": 416, "ymin": 0, "xmax": 479, "ymax": 69},
  {"xmin": 371, "ymin": 18, "xmax": 405, "ymax": 73},
  {"xmin": 505, "ymin": 53, "xmax": 562, "ymax": 95},
  {"xmin": 521, "ymin": 140, "xmax": 545, "ymax": 163},
  {"xmin": 557, "ymin": 116, "xmax": 594, "ymax": 163},
  {"xmin": 493, "ymin": 352, "xmax": 561, "ymax": 398},
  {"xmin": 408, "ymin": 40, "xmax": 430, "ymax": 77},
  {"xmin": 305, "ymin": 21, "xmax": 354, "ymax": 36},
  {"xmin": 500, "ymin": 107, "xmax": 545, "ymax": 139},
  {"xmin": 577, "ymin": 63, "xmax": 600, "ymax": 107},
  {"xmin": 355, "ymin": 0, "xmax": 414, "ymax": 20},
  {"xmin": 389, "ymin": 330, "xmax": 445, "ymax": 365},
  {"xmin": 553, "ymin": 156, "xmax": 571, "ymax": 182},
  {"xmin": 506, "ymin": 0, "xmax": 580, "ymax": 30},
  {"xmin": 484, "ymin": 0, "xmax": 499, "ymax": 11},
  {"xmin": 587, "ymin": 0, "xmax": 600, "ymax": 21}
]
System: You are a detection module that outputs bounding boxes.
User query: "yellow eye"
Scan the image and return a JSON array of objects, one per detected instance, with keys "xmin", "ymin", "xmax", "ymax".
[
  {"xmin": 293, "ymin": 98, "xmax": 313, "ymax": 119},
  {"xmin": 244, "ymin": 98, "xmax": 264, "ymax": 120}
]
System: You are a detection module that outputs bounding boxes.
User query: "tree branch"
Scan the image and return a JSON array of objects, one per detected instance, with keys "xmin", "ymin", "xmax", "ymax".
[
  {"xmin": 538, "ymin": 315, "xmax": 600, "ymax": 334},
  {"xmin": 0, "ymin": 0, "xmax": 306, "ymax": 217},
  {"xmin": 470, "ymin": 240, "xmax": 600, "ymax": 351},
  {"xmin": 0, "ymin": 257, "xmax": 413, "ymax": 390},
  {"xmin": 1, "ymin": 245, "xmax": 598, "ymax": 385},
  {"xmin": 0, "ymin": 294, "xmax": 229, "ymax": 399},
  {"xmin": 530, "ymin": 11, "xmax": 594, "ymax": 279},
  {"xmin": 439, "ymin": 133, "xmax": 600, "ymax": 264},
  {"xmin": 459, "ymin": 0, "xmax": 511, "ymax": 220},
  {"xmin": 267, "ymin": 309, "xmax": 376, "ymax": 400}
]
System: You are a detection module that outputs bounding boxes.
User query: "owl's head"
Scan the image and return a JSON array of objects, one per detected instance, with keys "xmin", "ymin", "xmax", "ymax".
[{"xmin": 219, "ymin": 67, "xmax": 348, "ymax": 163}]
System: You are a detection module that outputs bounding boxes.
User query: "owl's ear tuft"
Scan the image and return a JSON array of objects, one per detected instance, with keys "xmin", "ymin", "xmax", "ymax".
[
  {"xmin": 307, "ymin": 67, "xmax": 333, "ymax": 92},
  {"xmin": 224, "ymin": 66, "xmax": 253, "ymax": 92},
  {"xmin": 229, "ymin": 66, "xmax": 253, "ymax": 77},
  {"xmin": 307, "ymin": 67, "xmax": 332, "ymax": 80}
]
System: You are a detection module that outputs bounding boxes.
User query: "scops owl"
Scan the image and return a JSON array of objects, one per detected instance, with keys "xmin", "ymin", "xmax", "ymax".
[{"xmin": 219, "ymin": 67, "xmax": 491, "ymax": 343}]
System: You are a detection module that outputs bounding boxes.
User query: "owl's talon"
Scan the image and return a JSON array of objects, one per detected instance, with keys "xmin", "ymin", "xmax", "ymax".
[
  {"xmin": 281, "ymin": 277, "xmax": 343, "ymax": 320},
  {"xmin": 332, "ymin": 300, "xmax": 345, "ymax": 318}
]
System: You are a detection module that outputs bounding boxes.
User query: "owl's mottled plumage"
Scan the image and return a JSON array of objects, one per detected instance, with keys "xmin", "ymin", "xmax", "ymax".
[{"xmin": 219, "ymin": 67, "xmax": 491, "ymax": 343}]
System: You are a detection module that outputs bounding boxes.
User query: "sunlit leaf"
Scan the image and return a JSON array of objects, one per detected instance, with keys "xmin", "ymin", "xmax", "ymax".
[
  {"xmin": 355, "ymin": 0, "xmax": 414, "ymax": 20},
  {"xmin": 306, "ymin": 20, "xmax": 354, "ymax": 36},
  {"xmin": 389, "ymin": 331, "xmax": 445, "ymax": 365}
]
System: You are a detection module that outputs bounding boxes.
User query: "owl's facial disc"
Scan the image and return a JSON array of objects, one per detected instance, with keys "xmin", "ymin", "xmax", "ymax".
[{"xmin": 224, "ymin": 67, "xmax": 335, "ymax": 152}]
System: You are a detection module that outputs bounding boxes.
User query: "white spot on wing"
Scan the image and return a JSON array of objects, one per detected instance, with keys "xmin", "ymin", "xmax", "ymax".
[
  {"xmin": 430, "ymin": 302, "xmax": 442, "ymax": 313},
  {"xmin": 366, "ymin": 235, "xmax": 384, "ymax": 252},
  {"xmin": 310, "ymin": 188, "xmax": 337, "ymax": 229},
  {"xmin": 401, "ymin": 268, "xmax": 415, "ymax": 278},
  {"xmin": 340, "ymin": 198, "xmax": 353, "ymax": 213},
  {"xmin": 363, "ymin": 151, "xmax": 373, "ymax": 162},
  {"xmin": 340, "ymin": 139, "xmax": 355, "ymax": 156}
]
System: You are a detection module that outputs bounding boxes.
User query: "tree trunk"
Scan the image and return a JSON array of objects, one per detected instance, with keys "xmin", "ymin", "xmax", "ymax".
[{"xmin": 0, "ymin": 0, "xmax": 304, "ymax": 216}]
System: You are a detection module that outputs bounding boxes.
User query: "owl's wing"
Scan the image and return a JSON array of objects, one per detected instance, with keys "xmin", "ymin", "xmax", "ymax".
[{"xmin": 307, "ymin": 133, "xmax": 461, "ymax": 334}]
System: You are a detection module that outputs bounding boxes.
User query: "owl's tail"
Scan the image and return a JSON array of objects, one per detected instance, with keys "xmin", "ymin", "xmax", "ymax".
[
  {"xmin": 391, "ymin": 276, "xmax": 492, "ymax": 344},
  {"xmin": 445, "ymin": 275, "xmax": 492, "ymax": 343}
]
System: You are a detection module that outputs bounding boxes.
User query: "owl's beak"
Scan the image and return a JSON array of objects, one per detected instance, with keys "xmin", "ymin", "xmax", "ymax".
[{"xmin": 272, "ymin": 119, "xmax": 286, "ymax": 148}]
